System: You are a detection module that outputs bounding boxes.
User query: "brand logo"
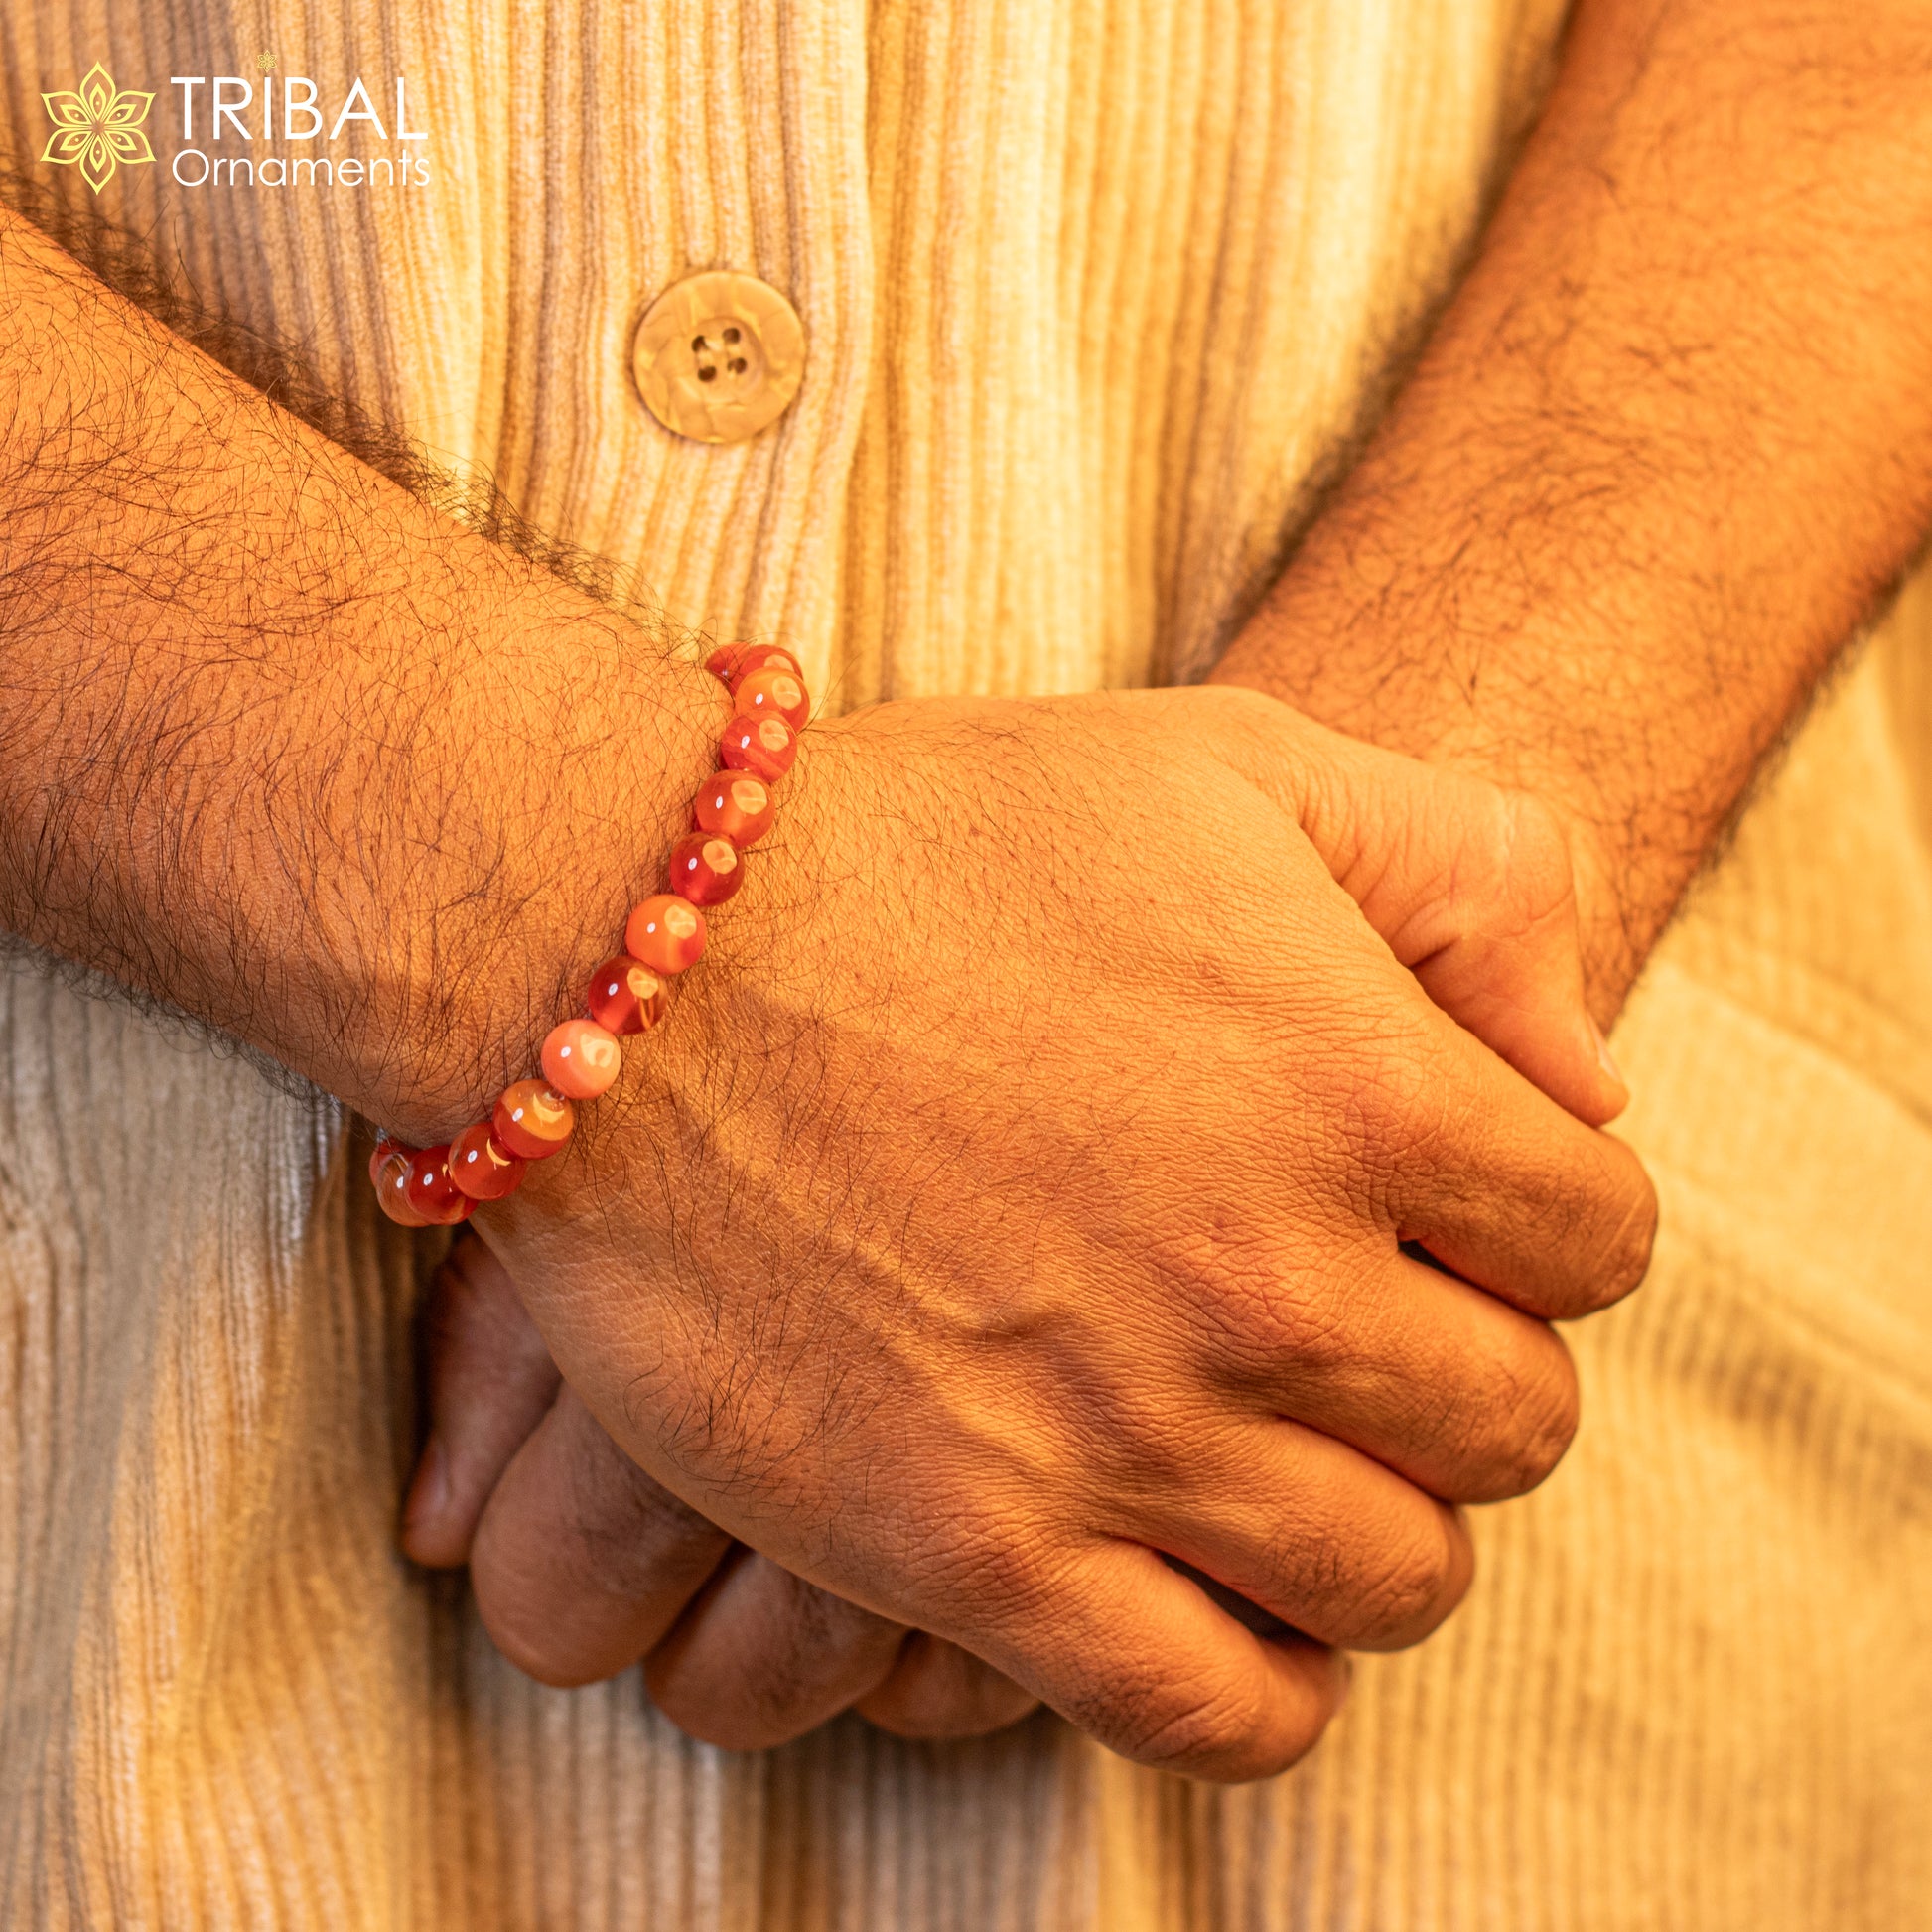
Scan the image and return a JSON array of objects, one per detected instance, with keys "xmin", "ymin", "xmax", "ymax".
[{"xmin": 41, "ymin": 62, "xmax": 155, "ymax": 195}]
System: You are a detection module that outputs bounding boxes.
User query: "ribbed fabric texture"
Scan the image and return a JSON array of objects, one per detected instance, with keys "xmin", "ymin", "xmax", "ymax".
[{"xmin": 3, "ymin": 2, "xmax": 1931, "ymax": 1926}]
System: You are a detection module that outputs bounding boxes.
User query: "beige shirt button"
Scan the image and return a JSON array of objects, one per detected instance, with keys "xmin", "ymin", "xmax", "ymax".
[{"xmin": 631, "ymin": 270, "xmax": 805, "ymax": 444}]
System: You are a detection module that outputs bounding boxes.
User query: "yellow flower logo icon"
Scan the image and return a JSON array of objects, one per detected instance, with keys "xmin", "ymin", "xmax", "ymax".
[{"xmin": 41, "ymin": 63, "xmax": 155, "ymax": 195}]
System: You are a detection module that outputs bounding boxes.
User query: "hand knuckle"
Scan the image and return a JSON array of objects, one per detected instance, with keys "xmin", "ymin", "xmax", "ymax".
[
  {"xmin": 1112, "ymin": 1672, "xmax": 1270, "ymax": 1776},
  {"xmin": 1592, "ymin": 1162, "xmax": 1660, "ymax": 1308},
  {"xmin": 1351, "ymin": 1510, "xmax": 1463, "ymax": 1645},
  {"xmin": 1449, "ymin": 1330, "xmax": 1581, "ymax": 1501},
  {"xmin": 1552, "ymin": 1152, "xmax": 1658, "ymax": 1316}
]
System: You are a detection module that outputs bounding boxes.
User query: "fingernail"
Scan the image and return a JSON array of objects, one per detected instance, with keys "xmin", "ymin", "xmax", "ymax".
[
  {"xmin": 402, "ymin": 1437, "xmax": 450, "ymax": 1539},
  {"xmin": 1588, "ymin": 1018, "xmax": 1629, "ymax": 1109}
]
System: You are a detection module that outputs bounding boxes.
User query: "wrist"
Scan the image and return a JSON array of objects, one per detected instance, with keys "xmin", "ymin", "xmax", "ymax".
[{"xmin": 305, "ymin": 590, "xmax": 730, "ymax": 1143}]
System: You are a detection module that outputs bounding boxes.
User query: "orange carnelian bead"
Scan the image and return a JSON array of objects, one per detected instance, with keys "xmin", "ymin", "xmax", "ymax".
[
  {"xmin": 587, "ymin": 955, "xmax": 667, "ymax": 1035},
  {"xmin": 704, "ymin": 642, "xmax": 750, "ymax": 683},
  {"xmin": 625, "ymin": 894, "xmax": 707, "ymax": 973},
  {"xmin": 720, "ymin": 712, "xmax": 797, "ymax": 783},
  {"xmin": 372, "ymin": 1143, "xmax": 433, "ymax": 1226},
  {"xmin": 369, "ymin": 1134, "xmax": 404, "ymax": 1191},
  {"xmin": 694, "ymin": 770, "xmax": 775, "ymax": 847},
  {"xmin": 733, "ymin": 667, "xmax": 809, "ymax": 731},
  {"xmin": 448, "ymin": 1121, "xmax": 526, "ymax": 1200},
  {"xmin": 541, "ymin": 1017, "xmax": 623, "ymax": 1099},
  {"xmin": 728, "ymin": 643, "xmax": 803, "ymax": 690},
  {"xmin": 493, "ymin": 1079, "xmax": 576, "ymax": 1160},
  {"xmin": 668, "ymin": 831, "xmax": 743, "ymax": 906},
  {"xmin": 404, "ymin": 1147, "xmax": 474, "ymax": 1225}
]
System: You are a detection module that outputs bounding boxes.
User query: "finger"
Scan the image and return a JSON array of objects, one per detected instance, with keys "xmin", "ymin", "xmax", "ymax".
[
  {"xmin": 1381, "ymin": 1025, "xmax": 1659, "ymax": 1320},
  {"xmin": 1109, "ymin": 1418, "xmax": 1475, "ymax": 1652},
  {"xmin": 401, "ymin": 1233, "xmax": 561, "ymax": 1568},
  {"xmin": 644, "ymin": 1551, "xmax": 909, "ymax": 1750},
  {"xmin": 1306, "ymin": 732, "xmax": 1626, "ymax": 1126},
  {"xmin": 1199, "ymin": 691, "xmax": 1627, "ymax": 1126},
  {"xmin": 470, "ymin": 1383, "xmax": 732, "ymax": 1687},
  {"xmin": 1199, "ymin": 1245, "xmax": 1582, "ymax": 1504},
  {"xmin": 855, "ymin": 1634, "xmax": 1041, "ymax": 1740},
  {"xmin": 1004, "ymin": 1540, "xmax": 1349, "ymax": 1782},
  {"xmin": 1214, "ymin": 697, "xmax": 1658, "ymax": 1317}
]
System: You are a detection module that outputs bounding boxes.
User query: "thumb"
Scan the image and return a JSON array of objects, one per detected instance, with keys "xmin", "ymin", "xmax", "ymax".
[{"xmin": 1232, "ymin": 703, "xmax": 1627, "ymax": 1127}]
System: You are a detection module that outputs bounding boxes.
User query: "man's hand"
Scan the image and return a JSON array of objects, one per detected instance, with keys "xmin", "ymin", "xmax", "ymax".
[
  {"xmin": 403, "ymin": 699, "xmax": 1637, "ymax": 1753},
  {"xmin": 443, "ymin": 687, "xmax": 1652, "ymax": 1780}
]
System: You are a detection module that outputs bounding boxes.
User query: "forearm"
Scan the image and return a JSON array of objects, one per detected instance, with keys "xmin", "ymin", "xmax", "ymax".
[
  {"xmin": 1216, "ymin": 0, "xmax": 1932, "ymax": 1009},
  {"xmin": 0, "ymin": 207, "xmax": 721, "ymax": 1138}
]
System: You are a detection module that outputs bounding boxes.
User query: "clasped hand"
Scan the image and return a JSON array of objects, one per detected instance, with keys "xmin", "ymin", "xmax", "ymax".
[{"xmin": 400, "ymin": 685, "xmax": 1653, "ymax": 1781}]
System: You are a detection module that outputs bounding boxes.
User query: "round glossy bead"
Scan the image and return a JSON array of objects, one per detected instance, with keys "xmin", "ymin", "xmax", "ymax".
[
  {"xmin": 668, "ymin": 831, "xmax": 744, "ymax": 906},
  {"xmin": 448, "ymin": 1121, "xmax": 526, "ymax": 1200},
  {"xmin": 733, "ymin": 667, "xmax": 809, "ymax": 731},
  {"xmin": 587, "ymin": 955, "xmax": 667, "ymax": 1035},
  {"xmin": 541, "ymin": 1017, "xmax": 623, "ymax": 1100},
  {"xmin": 728, "ymin": 643, "xmax": 804, "ymax": 691},
  {"xmin": 694, "ymin": 770, "xmax": 775, "ymax": 847},
  {"xmin": 493, "ymin": 1079, "xmax": 576, "ymax": 1161},
  {"xmin": 625, "ymin": 894, "xmax": 708, "ymax": 973},
  {"xmin": 404, "ymin": 1146, "xmax": 475, "ymax": 1226},
  {"xmin": 704, "ymin": 642, "xmax": 751, "ymax": 683},
  {"xmin": 371, "ymin": 1143, "xmax": 433, "ymax": 1226},
  {"xmin": 369, "ymin": 1134, "xmax": 405, "ymax": 1192},
  {"xmin": 720, "ymin": 712, "xmax": 797, "ymax": 783}
]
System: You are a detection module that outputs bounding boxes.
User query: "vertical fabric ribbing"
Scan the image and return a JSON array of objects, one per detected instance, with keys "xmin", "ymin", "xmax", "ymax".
[{"xmin": 837, "ymin": 0, "xmax": 1569, "ymax": 706}]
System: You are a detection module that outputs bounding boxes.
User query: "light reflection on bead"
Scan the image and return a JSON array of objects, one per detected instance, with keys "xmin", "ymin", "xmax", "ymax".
[
  {"xmin": 694, "ymin": 771, "xmax": 775, "ymax": 847},
  {"xmin": 369, "ymin": 1136, "xmax": 404, "ymax": 1192},
  {"xmin": 728, "ymin": 644, "xmax": 803, "ymax": 690},
  {"xmin": 372, "ymin": 1145, "xmax": 432, "ymax": 1226},
  {"xmin": 493, "ymin": 1079, "xmax": 576, "ymax": 1160},
  {"xmin": 404, "ymin": 1146, "xmax": 474, "ymax": 1225},
  {"xmin": 449, "ymin": 1121, "xmax": 526, "ymax": 1200},
  {"xmin": 541, "ymin": 1017, "xmax": 623, "ymax": 1099},
  {"xmin": 625, "ymin": 894, "xmax": 707, "ymax": 973},
  {"xmin": 720, "ymin": 713, "xmax": 797, "ymax": 783},
  {"xmin": 733, "ymin": 667, "xmax": 809, "ymax": 730},
  {"xmin": 587, "ymin": 955, "xmax": 667, "ymax": 1036},
  {"xmin": 669, "ymin": 831, "xmax": 743, "ymax": 906}
]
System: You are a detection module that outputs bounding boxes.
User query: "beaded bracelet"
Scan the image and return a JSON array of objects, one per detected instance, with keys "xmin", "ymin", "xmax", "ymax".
[{"xmin": 368, "ymin": 643, "xmax": 810, "ymax": 1227}]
